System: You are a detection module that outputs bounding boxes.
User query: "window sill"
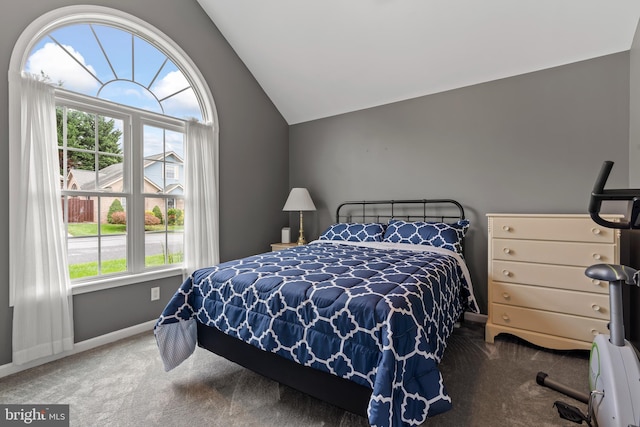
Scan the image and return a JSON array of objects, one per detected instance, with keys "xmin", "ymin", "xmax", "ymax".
[{"xmin": 71, "ymin": 268, "xmax": 183, "ymax": 295}]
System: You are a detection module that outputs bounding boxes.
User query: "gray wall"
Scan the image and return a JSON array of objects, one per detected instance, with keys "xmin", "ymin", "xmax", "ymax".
[
  {"xmin": 631, "ymin": 21, "xmax": 640, "ymax": 187},
  {"xmin": 0, "ymin": 0, "xmax": 289, "ymax": 365},
  {"xmin": 290, "ymin": 52, "xmax": 631, "ymax": 314}
]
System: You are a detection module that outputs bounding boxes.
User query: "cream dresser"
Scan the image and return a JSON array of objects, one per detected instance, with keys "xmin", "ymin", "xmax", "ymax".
[{"xmin": 485, "ymin": 213, "xmax": 621, "ymax": 350}]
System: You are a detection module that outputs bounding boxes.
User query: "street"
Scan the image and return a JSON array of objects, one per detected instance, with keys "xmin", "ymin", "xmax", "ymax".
[{"xmin": 67, "ymin": 232, "xmax": 183, "ymax": 264}]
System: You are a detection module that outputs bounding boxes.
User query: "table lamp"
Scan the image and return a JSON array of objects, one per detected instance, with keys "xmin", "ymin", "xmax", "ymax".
[{"xmin": 283, "ymin": 188, "xmax": 316, "ymax": 245}]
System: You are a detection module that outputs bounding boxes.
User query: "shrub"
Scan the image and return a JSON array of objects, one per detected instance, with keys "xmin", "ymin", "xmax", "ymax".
[
  {"xmin": 110, "ymin": 211, "xmax": 126, "ymax": 224},
  {"xmin": 107, "ymin": 199, "xmax": 124, "ymax": 224},
  {"xmin": 152, "ymin": 205, "xmax": 163, "ymax": 224},
  {"xmin": 144, "ymin": 212, "xmax": 161, "ymax": 225},
  {"xmin": 168, "ymin": 208, "xmax": 184, "ymax": 226}
]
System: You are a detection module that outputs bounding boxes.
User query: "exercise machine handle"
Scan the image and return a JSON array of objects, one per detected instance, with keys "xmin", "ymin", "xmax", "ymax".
[{"xmin": 588, "ymin": 161, "xmax": 640, "ymax": 229}]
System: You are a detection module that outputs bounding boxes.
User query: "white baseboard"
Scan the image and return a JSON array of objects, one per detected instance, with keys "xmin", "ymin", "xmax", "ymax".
[
  {"xmin": 0, "ymin": 320, "xmax": 156, "ymax": 379},
  {"xmin": 464, "ymin": 311, "xmax": 488, "ymax": 324}
]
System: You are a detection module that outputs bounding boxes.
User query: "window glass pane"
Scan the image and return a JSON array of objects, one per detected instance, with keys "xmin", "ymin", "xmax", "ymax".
[
  {"xmin": 100, "ymin": 81, "xmax": 162, "ymax": 114},
  {"xmin": 97, "ymin": 115, "xmax": 124, "ymax": 153},
  {"xmin": 149, "ymin": 61, "xmax": 182, "ymax": 95},
  {"xmin": 145, "ymin": 197, "xmax": 166, "ymax": 268},
  {"xmin": 167, "ymin": 198, "xmax": 184, "ymax": 266},
  {"xmin": 100, "ymin": 196, "xmax": 127, "ymax": 275},
  {"xmin": 65, "ymin": 196, "xmax": 129, "ymax": 280},
  {"xmin": 92, "ymin": 25, "xmax": 132, "ymax": 80},
  {"xmin": 98, "ymin": 154, "xmax": 124, "ymax": 192},
  {"xmin": 143, "ymin": 125, "xmax": 164, "ymax": 158},
  {"xmin": 144, "ymin": 160, "xmax": 164, "ymax": 194},
  {"xmin": 48, "ymin": 24, "xmax": 114, "ymax": 84},
  {"xmin": 144, "ymin": 197, "xmax": 184, "ymax": 268},
  {"xmin": 66, "ymin": 109, "xmax": 96, "ymax": 151},
  {"xmin": 143, "ymin": 126, "xmax": 185, "ymax": 195},
  {"xmin": 66, "ymin": 195, "xmax": 97, "ymax": 235},
  {"xmin": 68, "ymin": 237, "xmax": 98, "ymax": 280},
  {"xmin": 133, "ymin": 36, "xmax": 167, "ymax": 88},
  {"xmin": 161, "ymin": 87, "xmax": 202, "ymax": 121},
  {"xmin": 165, "ymin": 129, "xmax": 184, "ymax": 161},
  {"xmin": 26, "ymin": 38, "xmax": 99, "ymax": 94}
]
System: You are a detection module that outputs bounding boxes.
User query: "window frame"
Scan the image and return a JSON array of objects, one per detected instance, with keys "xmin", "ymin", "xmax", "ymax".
[
  {"xmin": 57, "ymin": 88, "xmax": 187, "ymax": 289},
  {"xmin": 9, "ymin": 5, "xmax": 218, "ymax": 301}
]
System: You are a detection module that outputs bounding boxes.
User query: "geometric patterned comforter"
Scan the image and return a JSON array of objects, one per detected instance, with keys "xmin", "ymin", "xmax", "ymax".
[{"xmin": 155, "ymin": 240, "xmax": 478, "ymax": 427}]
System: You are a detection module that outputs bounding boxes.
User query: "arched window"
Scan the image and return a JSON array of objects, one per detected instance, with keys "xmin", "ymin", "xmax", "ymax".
[
  {"xmin": 9, "ymin": 5, "xmax": 217, "ymax": 290},
  {"xmin": 25, "ymin": 22, "xmax": 203, "ymax": 120}
]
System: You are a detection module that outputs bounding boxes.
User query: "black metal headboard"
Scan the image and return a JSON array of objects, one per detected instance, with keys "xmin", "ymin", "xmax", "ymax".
[{"xmin": 336, "ymin": 199, "xmax": 465, "ymax": 223}]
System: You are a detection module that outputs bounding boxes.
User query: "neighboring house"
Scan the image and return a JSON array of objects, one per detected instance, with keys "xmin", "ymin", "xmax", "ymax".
[{"xmin": 65, "ymin": 151, "xmax": 185, "ymax": 223}]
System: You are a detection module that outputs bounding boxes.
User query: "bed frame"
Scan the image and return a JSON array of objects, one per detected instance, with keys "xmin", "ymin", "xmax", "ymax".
[{"xmin": 196, "ymin": 199, "xmax": 466, "ymax": 417}]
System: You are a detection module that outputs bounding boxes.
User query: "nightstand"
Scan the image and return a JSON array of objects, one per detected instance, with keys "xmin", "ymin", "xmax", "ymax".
[{"xmin": 270, "ymin": 242, "xmax": 299, "ymax": 251}]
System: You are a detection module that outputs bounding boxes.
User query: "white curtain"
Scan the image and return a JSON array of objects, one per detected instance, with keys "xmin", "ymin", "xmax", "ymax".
[
  {"xmin": 10, "ymin": 74, "xmax": 74, "ymax": 365},
  {"xmin": 183, "ymin": 121, "xmax": 220, "ymax": 277}
]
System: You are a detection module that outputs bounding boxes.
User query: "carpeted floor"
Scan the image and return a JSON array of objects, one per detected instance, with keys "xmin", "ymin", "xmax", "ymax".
[{"xmin": 0, "ymin": 321, "xmax": 589, "ymax": 426}]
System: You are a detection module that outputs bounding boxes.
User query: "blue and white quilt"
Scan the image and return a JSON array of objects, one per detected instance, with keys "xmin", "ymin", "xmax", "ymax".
[{"xmin": 155, "ymin": 240, "xmax": 478, "ymax": 427}]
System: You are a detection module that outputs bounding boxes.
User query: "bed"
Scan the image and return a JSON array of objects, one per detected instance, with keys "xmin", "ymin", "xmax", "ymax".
[{"xmin": 155, "ymin": 199, "xmax": 478, "ymax": 427}]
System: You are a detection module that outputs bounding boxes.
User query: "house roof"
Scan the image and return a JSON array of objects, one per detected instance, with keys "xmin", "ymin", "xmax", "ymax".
[
  {"xmin": 68, "ymin": 163, "xmax": 124, "ymax": 192},
  {"xmin": 68, "ymin": 152, "xmax": 183, "ymax": 193},
  {"xmin": 197, "ymin": 0, "xmax": 640, "ymax": 124}
]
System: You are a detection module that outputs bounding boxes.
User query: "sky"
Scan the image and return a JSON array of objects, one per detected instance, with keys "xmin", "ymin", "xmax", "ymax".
[{"xmin": 25, "ymin": 23, "xmax": 203, "ymax": 122}]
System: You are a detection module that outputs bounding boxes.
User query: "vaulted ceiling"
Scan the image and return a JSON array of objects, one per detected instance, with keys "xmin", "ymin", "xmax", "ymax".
[{"xmin": 197, "ymin": 0, "xmax": 640, "ymax": 124}]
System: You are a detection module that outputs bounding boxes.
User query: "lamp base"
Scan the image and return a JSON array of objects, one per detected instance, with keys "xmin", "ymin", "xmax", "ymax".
[{"xmin": 297, "ymin": 211, "xmax": 306, "ymax": 245}]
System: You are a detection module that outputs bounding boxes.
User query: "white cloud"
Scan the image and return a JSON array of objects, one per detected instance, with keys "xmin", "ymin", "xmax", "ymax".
[
  {"xmin": 152, "ymin": 70, "xmax": 189, "ymax": 99},
  {"xmin": 153, "ymin": 71, "xmax": 202, "ymax": 119},
  {"xmin": 26, "ymin": 42, "xmax": 99, "ymax": 93}
]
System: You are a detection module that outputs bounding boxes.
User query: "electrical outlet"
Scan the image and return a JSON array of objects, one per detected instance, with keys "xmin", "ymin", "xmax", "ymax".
[{"xmin": 151, "ymin": 287, "xmax": 160, "ymax": 301}]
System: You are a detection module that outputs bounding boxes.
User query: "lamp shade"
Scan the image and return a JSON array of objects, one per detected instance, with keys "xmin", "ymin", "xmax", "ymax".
[{"xmin": 283, "ymin": 188, "xmax": 316, "ymax": 211}]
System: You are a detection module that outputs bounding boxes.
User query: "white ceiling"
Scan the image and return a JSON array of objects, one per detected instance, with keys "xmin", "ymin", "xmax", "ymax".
[{"xmin": 197, "ymin": 0, "xmax": 640, "ymax": 125}]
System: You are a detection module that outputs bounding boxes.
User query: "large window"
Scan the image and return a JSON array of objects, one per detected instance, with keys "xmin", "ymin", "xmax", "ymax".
[
  {"xmin": 56, "ymin": 93, "xmax": 187, "ymax": 281},
  {"xmin": 11, "ymin": 6, "xmax": 216, "ymax": 287}
]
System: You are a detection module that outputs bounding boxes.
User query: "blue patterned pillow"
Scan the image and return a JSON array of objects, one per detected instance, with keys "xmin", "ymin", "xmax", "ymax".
[
  {"xmin": 382, "ymin": 219, "xmax": 469, "ymax": 253},
  {"xmin": 319, "ymin": 223, "xmax": 386, "ymax": 242}
]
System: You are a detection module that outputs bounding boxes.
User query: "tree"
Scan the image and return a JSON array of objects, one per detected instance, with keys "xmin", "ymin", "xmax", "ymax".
[
  {"xmin": 107, "ymin": 199, "xmax": 124, "ymax": 224},
  {"xmin": 152, "ymin": 205, "xmax": 163, "ymax": 224},
  {"xmin": 57, "ymin": 107, "xmax": 123, "ymax": 175}
]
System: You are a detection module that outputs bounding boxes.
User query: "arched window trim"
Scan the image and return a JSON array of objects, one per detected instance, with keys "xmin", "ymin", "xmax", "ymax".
[{"xmin": 8, "ymin": 5, "xmax": 219, "ymax": 300}]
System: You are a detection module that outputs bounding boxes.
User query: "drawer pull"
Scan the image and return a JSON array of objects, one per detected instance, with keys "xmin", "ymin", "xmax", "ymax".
[
  {"xmin": 591, "ymin": 328, "xmax": 599, "ymax": 336},
  {"xmin": 502, "ymin": 269, "xmax": 511, "ymax": 277},
  {"xmin": 592, "ymin": 253, "xmax": 602, "ymax": 260},
  {"xmin": 502, "ymin": 225, "xmax": 511, "ymax": 232},
  {"xmin": 502, "ymin": 292, "xmax": 510, "ymax": 300},
  {"xmin": 503, "ymin": 248, "xmax": 512, "ymax": 255},
  {"xmin": 501, "ymin": 314, "xmax": 510, "ymax": 321},
  {"xmin": 591, "ymin": 304, "xmax": 602, "ymax": 313},
  {"xmin": 591, "ymin": 227, "xmax": 601, "ymax": 235},
  {"xmin": 592, "ymin": 279, "xmax": 602, "ymax": 286}
]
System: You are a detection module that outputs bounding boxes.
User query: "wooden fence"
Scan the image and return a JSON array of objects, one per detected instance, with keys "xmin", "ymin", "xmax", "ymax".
[{"xmin": 65, "ymin": 198, "xmax": 94, "ymax": 222}]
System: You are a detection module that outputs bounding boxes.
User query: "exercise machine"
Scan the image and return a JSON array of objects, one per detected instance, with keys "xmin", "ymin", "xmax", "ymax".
[{"xmin": 537, "ymin": 160, "xmax": 640, "ymax": 427}]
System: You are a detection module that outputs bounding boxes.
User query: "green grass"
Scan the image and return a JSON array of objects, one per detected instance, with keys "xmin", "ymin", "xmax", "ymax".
[
  {"xmin": 69, "ymin": 258, "xmax": 127, "ymax": 279},
  {"xmin": 67, "ymin": 223, "xmax": 126, "ymax": 236},
  {"xmin": 69, "ymin": 253, "xmax": 183, "ymax": 280},
  {"xmin": 67, "ymin": 222, "xmax": 184, "ymax": 236}
]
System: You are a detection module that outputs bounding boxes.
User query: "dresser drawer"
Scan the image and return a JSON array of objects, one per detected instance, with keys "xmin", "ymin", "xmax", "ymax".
[
  {"xmin": 492, "ymin": 238, "xmax": 616, "ymax": 266},
  {"xmin": 491, "ymin": 303, "xmax": 609, "ymax": 342},
  {"xmin": 490, "ymin": 215, "xmax": 618, "ymax": 243},
  {"xmin": 491, "ymin": 282, "xmax": 609, "ymax": 320},
  {"xmin": 491, "ymin": 260, "xmax": 608, "ymax": 294}
]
